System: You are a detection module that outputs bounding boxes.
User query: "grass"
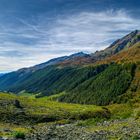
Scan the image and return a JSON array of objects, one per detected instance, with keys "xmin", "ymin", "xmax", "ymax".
[
  {"xmin": 0, "ymin": 92, "xmax": 110, "ymax": 124},
  {"xmin": 0, "ymin": 122, "xmax": 29, "ymax": 138},
  {"xmin": 44, "ymin": 92, "xmax": 66, "ymax": 101},
  {"xmin": 107, "ymin": 104, "xmax": 133, "ymax": 119},
  {"xmin": 17, "ymin": 91, "xmax": 37, "ymax": 98},
  {"xmin": 0, "ymin": 92, "xmax": 139, "ymax": 123}
]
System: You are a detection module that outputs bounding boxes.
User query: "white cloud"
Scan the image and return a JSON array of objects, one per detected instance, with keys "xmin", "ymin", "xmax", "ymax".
[
  {"xmin": 0, "ymin": 9, "xmax": 140, "ymax": 72},
  {"xmin": 47, "ymin": 9, "xmax": 139, "ymax": 51}
]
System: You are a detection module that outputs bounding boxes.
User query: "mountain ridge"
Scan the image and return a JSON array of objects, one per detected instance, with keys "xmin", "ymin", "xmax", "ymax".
[
  {"xmin": 50, "ymin": 30, "xmax": 140, "ymax": 66},
  {"xmin": 3, "ymin": 30, "xmax": 140, "ymax": 74},
  {"xmin": 91, "ymin": 30, "xmax": 140, "ymax": 60},
  {"xmin": 17, "ymin": 51, "xmax": 90, "ymax": 73}
]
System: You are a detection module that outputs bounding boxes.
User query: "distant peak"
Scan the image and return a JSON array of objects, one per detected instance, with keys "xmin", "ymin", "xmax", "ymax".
[
  {"xmin": 130, "ymin": 30, "xmax": 140, "ymax": 36},
  {"xmin": 133, "ymin": 29, "xmax": 140, "ymax": 33},
  {"xmin": 69, "ymin": 52, "xmax": 89, "ymax": 57},
  {"xmin": 73, "ymin": 52, "xmax": 85, "ymax": 55}
]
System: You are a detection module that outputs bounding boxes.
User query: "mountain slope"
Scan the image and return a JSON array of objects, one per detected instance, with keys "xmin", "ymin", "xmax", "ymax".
[
  {"xmin": 58, "ymin": 63, "xmax": 136, "ymax": 105},
  {"xmin": 0, "ymin": 52, "xmax": 90, "ymax": 91},
  {"xmin": 58, "ymin": 41, "xmax": 140, "ymax": 105},
  {"xmin": 18, "ymin": 52, "xmax": 91, "ymax": 72},
  {"xmin": 33, "ymin": 52, "xmax": 91, "ymax": 70},
  {"xmin": 0, "ymin": 64, "xmax": 108, "ymax": 96},
  {"xmin": 0, "ymin": 73, "xmax": 5, "ymax": 77},
  {"xmin": 98, "ymin": 42, "xmax": 140, "ymax": 64}
]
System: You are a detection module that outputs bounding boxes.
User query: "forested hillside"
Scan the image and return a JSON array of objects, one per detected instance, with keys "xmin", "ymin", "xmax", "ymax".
[
  {"xmin": 59, "ymin": 63, "xmax": 136, "ymax": 105},
  {"xmin": 0, "ymin": 64, "xmax": 108, "ymax": 96}
]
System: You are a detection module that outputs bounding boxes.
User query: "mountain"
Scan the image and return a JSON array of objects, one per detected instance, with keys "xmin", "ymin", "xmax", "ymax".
[
  {"xmin": 58, "ymin": 35, "xmax": 140, "ymax": 105},
  {"xmin": 92, "ymin": 30, "xmax": 140, "ymax": 60},
  {"xmin": 0, "ymin": 30, "xmax": 140, "ymax": 105},
  {"xmin": 54, "ymin": 30, "xmax": 140, "ymax": 66},
  {"xmin": 32, "ymin": 52, "xmax": 90, "ymax": 70},
  {"xmin": 0, "ymin": 73, "xmax": 5, "ymax": 77},
  {"xmin": 0, "ymin": 52, "xmax": 91, "ymax": 93},
  {"xmin": 18, "ymin": 52, "xmax": 90, "ymax": 72}
]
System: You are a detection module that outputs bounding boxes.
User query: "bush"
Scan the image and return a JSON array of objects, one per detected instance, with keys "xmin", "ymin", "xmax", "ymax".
[
  {"xmin": 132, "ymin": 135, "xmax": 140, "ymax": 140},
  {"xmin": 13, "ymin": 131, "xmax": 25, "ymax": 139}
]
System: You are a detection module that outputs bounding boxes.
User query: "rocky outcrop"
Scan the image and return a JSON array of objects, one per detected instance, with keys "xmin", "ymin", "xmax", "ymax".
[{"xmin": 26, "ymin": 119, "xmax": 140, "ymax": 140}]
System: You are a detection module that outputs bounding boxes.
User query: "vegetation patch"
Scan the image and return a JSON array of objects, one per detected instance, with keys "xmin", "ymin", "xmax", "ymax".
[{"xmin": 0, "ymin": 93, "xmax": 110, "ymax": 125}]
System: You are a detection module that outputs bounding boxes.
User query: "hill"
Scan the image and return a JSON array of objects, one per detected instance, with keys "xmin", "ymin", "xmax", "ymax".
[{"xmin": 0, "ymin": 93, "xmax": 109, "ymax": 124}]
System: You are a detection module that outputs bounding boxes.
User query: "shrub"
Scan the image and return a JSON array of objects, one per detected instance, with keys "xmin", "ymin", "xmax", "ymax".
[
  {"xmin": 13, "ymin": 131, "xmax": 25, "ymax": 139},
  {"xmin": 132, "ymin": 135, "xmax": 140, "ymax": 140}
]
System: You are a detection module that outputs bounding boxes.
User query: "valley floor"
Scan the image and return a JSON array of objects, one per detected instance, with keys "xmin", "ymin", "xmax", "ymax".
[
  {"xmin": 0, "ymin": 93, "xmax": 140, "ymax": 140},
  {"xmin": 0, "ymin": 118, "xmax": 140, "ymax": 140}
]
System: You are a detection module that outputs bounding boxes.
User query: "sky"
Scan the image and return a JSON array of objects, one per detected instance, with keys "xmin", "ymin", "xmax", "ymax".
[{"xmin": 0, "ymin": 0, "xmax": 140, "ymax": 72}]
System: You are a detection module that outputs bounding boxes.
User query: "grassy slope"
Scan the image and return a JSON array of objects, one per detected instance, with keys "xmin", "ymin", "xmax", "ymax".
[
  {"xmin": 0, "ymin": 49, "xmax": 140, "ymax": 137},
  {"xmin": 0, "ymin": 92, "xmax": 111, "ymax": 138},
  {"xmin": 0, "ymin": 93, "xmax": 110, "ymax": 123},
  {"xmin": 96, "ymin": 42, "xmax": 140, "ymax": 65}
]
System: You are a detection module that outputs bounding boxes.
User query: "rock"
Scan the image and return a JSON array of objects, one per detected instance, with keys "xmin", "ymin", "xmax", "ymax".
[
  {"xmin": 26, "ymin": 124, "xmax": 108, "ymax": 140},
  {"xmin": 25, "ymin": 118, "xmax": 140, "ymax": 140},
  {"xmin": 13, "ymin": 100, "xmax": 22, "ymax": 109}
]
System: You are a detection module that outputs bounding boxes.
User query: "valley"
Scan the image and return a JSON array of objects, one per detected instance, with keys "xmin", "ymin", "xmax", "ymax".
[{"xmin": 0, "ymin": 30, "xmax": 140, "ymax": 139}]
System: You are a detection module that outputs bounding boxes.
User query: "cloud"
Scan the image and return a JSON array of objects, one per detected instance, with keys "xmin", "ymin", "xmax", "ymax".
[
  {"xmin": 47, "ymin": 9, "xmax": 139, "ymax": 51},
  {"xmin": 0, "ymin": 9, "xmax": 139, "ymax": 72}
]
